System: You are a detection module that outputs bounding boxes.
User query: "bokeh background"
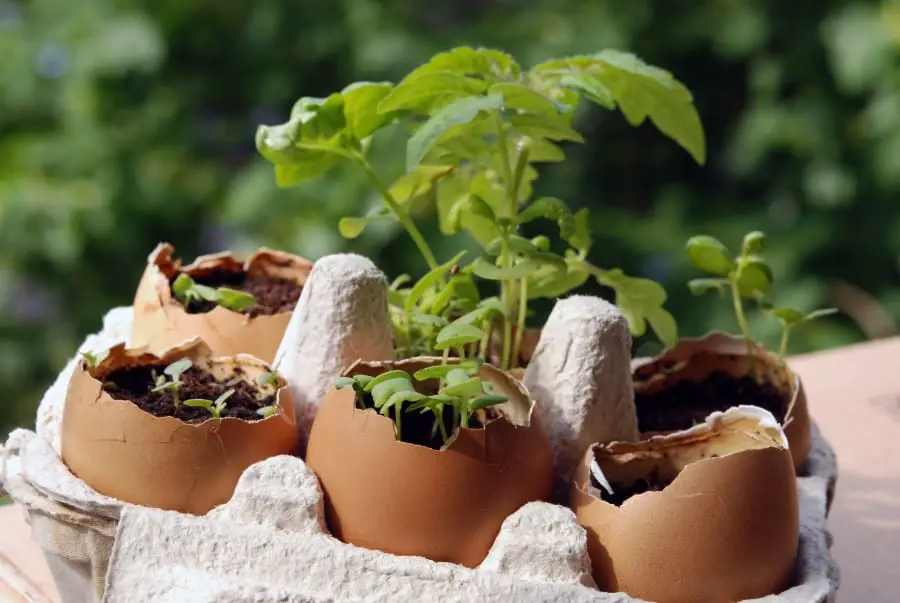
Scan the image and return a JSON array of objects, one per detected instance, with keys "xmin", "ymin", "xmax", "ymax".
[{"xmin": 2, "ymin": 0, "xmax": 898, "ymax": 436}]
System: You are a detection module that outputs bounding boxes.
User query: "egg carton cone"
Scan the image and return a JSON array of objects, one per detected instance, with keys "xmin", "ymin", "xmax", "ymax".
[{"xmin": 0, "ymin": 256, "xmax": 839, "ymax": 602}]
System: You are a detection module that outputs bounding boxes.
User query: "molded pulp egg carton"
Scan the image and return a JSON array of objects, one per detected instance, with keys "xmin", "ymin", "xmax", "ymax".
[{"xmin": 0, "ymin": 254, "xmax": 840, "ymax": 603}]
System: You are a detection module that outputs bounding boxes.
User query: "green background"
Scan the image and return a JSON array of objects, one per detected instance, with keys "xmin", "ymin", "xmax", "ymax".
[{"xmin": 1, "ymin": 0, "xmax": 898, "ymax": 435}]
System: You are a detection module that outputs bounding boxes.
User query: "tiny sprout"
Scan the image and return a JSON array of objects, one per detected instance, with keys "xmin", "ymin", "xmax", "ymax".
[
  {"xmin": 257, "ymin": 371, "xmax": 279, "ymax": 388},
  {"xmin": 172, "ymin": 273, "xmax": 257, "ymax": 313},
  {"xmin": 184, "ymin": 389, "xmax": 235, "ymax": 419},
  {"xmin": 256, "ymin": 404, "xmax": 279, "ymax": 418},
  {"xmin": 151, "ymin": 357, "xmax": 193, "ymax": 410},
  {"xmin": 81, "ymin": 349, "xmax": 109, "ymax": 369},
  {"xmin": 762, "ymin": 305, "xmax": 839, "ymax": 357}
]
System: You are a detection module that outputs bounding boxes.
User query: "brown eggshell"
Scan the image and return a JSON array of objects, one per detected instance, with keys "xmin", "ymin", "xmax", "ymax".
[
  {"xmin": 61, "ymin": 338, "xmax": 300, "ymax": 515},
  {"xmin": 571, "ymin": 407, "xmax": 799, "ymax": 603},
  {"xmin": 130, "ymin": 243, "xmax": 313, "ymax": 363},
  {"xmin": 305, "ymin": 357, "xmax": 553, "ymax": 567},
  {"xmin": 632, "ymin": 331, "xmax": 811, "ymax": 471}
]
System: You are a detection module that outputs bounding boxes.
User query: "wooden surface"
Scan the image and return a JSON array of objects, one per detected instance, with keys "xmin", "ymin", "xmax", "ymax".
[{"xmin": 2, "ymin": 336, "xmax": 900, "ymax": 602}]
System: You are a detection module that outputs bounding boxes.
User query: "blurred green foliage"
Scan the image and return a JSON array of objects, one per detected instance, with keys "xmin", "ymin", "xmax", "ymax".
[{"xmin": 1, "ymin": 0, "xmax": 898, "ymax": 435}]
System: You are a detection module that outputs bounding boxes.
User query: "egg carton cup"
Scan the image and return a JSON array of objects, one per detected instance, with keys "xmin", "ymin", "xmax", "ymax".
[{"xmin": 0, "ymin": 254, "xmax": 839, "ymax": 603}]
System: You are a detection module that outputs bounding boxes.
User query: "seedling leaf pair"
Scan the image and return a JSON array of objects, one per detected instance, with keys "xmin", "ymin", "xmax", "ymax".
[{"xmin": 173, "ymin": 274, "xmax": 256, "ymax": 313}]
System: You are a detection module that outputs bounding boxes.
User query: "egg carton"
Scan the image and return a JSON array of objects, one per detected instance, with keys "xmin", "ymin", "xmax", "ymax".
[{"xmin": 0, "ymin": 254, "xmax": 840, "ymax": 603}]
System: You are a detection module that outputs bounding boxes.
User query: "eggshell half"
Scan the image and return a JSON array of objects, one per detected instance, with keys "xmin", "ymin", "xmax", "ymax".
[
  {"xmin": 305, "ymin": 357, "xmax": 553, "ymax": 568},
  {"xmin": 571, "ymin": 406, "xmax": 799, "ymax": 603},
  {"xmin": 61, "ymin": 338, "xmax": 300, "ymax": 515},
  {"xmin": 130, "ymin": 243, "xmax": 314, "ymax": 362},
  {"xmin": 632, "ymin": 331, "xmax": 811, "ymax": 471}
]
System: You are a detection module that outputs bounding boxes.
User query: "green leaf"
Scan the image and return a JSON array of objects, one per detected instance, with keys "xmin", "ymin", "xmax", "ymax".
[
  {"xmin": 594, "ymin": 268, "xmax": 677, "ymax": 344},
  {"xmin": 384, "ymin": 390, "xmax": 425, "ymax": 412},
  {"xmin": 363, "ymin": 370, "xmax": 413, "ymax": 393},
  {"xmin": 506, "ymin": 113, "xmax": 583, "ymax": 142},
  {"xmin": 687, "ymin": 277, "xmax": 728, "ymax": 296},
  {"xmin": 434, "ymin": 323, "xmax": 484, "ymax": 350},
  {"xmin": 217, "ymin": 288, "xmax": 256, "ymax": 312},
  {"xmin": 341, "ymin": 82, "xmax": 394, "ymax": 139},
  {"xmin": 742, "ymin": 230, "xmax": 766, "ymax": 254},
  {"xmin": 490, "ymin": 82, "xmax": 561, "ymax": 116},
  {"xmin": 521, "ymin": 137, "xmax": 565, "ymax": 163},
  {"xmin": 389, "ymin": 274, "xmax": 411, "ymax": 290},
  {"xmin": 399, "ymin": 47, "xmax": 520, "ymax": 83},
  {"xmin": 471, "ymin": 257, "xmax": 542, "ymax": 281},
  {"xmin": 164, "ymin": 358, "xmax": 192, "ymax": 378},
  {"xmin": 184, "ymin": 399, "xmax": 213, "ymax": 411},
  {"xmin": 370, "ymin": 377, "xmax": 418, "ymax": 410},
  {"xmin": 736, "ymin": 256, "xmax": 773, "ymax": 297},
  {"xmin": 214, "ymin": 388, "xmax": 235, "ymax": 409},
  {"xmin": 485, "ymin": 234, "xmax": 537, "ymax": 256},
  {"xmin": 527, "ymin": 264, "xmax": 590, "ymax": 299},
  {"xmin": 644, "ymin": 306, "xmax": 678, "ymax": 349},
  {"xmin": 172, "ymin": 274, "xmax": 194, "ymax": 299},
  {"xmin": 559, "ymin": 73, "xmax": 616, "ymax": 109},
  {"xmin": 338, "ymin": 216, "xmax": 368, "ymax": 239},
  {"xmin": 445, "ymin": 193, "xmax": 501, "ymax": 245},
  {"xmin": 804, "ymin": 308, "xmax": 839, "ymax": 322},
  {"xmin": 518, "ymin": 197, "xmax": 575, "ymax": 239},
  {"xmin": 569, "ymin": 208, "xmax": 593, "ymax": 252},
  {"xmin": 768, "ymin": 306, "xmax": 805, "ymax": 325},
  {"xmin": 469, "ymin": 394, "xmax": 509, "ymax": 411},
  {"xmin": 439, "ymin": 376, "xmax": 485, "ymax": 398},
  {"xmin": 405, "ymin": 251, "xmax": 466, "ymax": 314},
  {"xmin": 414, "ymin": 359, "xmax": 482, "ymax": 382},
  {"xmin": 334, "ymin": 377, "xmax": 357, "ymax": 389},
  {"xmin": 377, "ymin": 72, "xmax": 488, "ymax": 114},
  {"xmin": 593, "ymin": 50, "xmax": 706, "ymax": 165},
  {"xmin": 389, "ymin": 164, "xmax": 455, "ymax": 203},
  {"xmin": 685, "ymin": 235, "xmax": 735, "ymax": 276},
  {"xmin": 453, "ymin": 296, "xmax": 507, "ymax": 326},
  {"xmin": 407, "ymin": 93, "xmax": 504, "ymax": 171}
]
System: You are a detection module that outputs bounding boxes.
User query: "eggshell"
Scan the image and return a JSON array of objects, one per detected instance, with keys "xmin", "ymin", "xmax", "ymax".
[
  {"xmin": 632, "ymin": 331, "xmax": 811, "ymax": 471},
  {"xmin": 305, "ymin": 357, "xmax": 553, "ymax": 568},
  {"xmin": 130, "ymin": 243, "xmax": 314, "ymax": 362},
  {"xmin": 61, "ymin": 338, "xmax": 300, "ymax": 515},
  {"xmin": 571, "ymin": 406, "xmax": 800, "ymax": 603}
]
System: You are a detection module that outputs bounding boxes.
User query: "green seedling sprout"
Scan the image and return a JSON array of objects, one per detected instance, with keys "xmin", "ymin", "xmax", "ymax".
[
  {"xmin": 81, "ymin": 349, "xmax": 109, "ymax": 369},
  {"xmin": 685, "ymin": 230, "xmax": 838, "ymax": 370},
  {"xmin": 258, "ymin": 46, "xmax": 707, "ymax": 368},
  {"xmin": 172, "ymin": 273, "xmax": 256, "ymax": 313},
  {"xmin": 255, "ymin": 370, "xmax": 282, "ymax": 418},
  {"xmin": 151, "ymin": 357, "xmax": 193, "ymax": 410},
  {"xmin": 334, "ymin": 359, "xmax": 507, "ymax": 445},
  {"xmin": 184, "ymin": 389, "xmax": 235, "ymax": 419}
]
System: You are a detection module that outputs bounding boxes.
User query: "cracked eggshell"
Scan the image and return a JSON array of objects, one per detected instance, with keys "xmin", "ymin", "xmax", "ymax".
[
  {"xmin": 305, "ymin": 357, "xmax": 553, "ymax": 568},
  {"xmin": 571, "ymin": 406, "xmax": 799, "ymax": 603},
  {"xmin": 60, "ymin": 338, "xmax": 300, "ymax": 515},
  {"xmin": 632, "ymin": 331, "xmax": 811, "ymax": 471},
  {"xmin": 130, "ymin": 243, "xmax": 313, "ymax": 363}
]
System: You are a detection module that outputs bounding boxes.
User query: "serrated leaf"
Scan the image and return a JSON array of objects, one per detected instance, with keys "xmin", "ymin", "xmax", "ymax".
[
  {"xmin": 434, "ymin": 323, "xmax": 485, "ymax": 351},
  {"xmin": 742, "ymin": 230, "xmax": 766, "ymax": 254},
  {"xmin": 594, "ymin": 268, "xmax": 676, "ymax": 344},
  {"xmin": 485, "ymin": 234, "xmax": 538, "ymax": 256},
  {"xmin": 593, "ymin": 50, "xmax": 706, "ymax": 165},
  {"xmin": 338, "ymin": 217, "xmax": 367, "ymax": 239},
  {"xmin": 405, "ymin": 251, "xmax": 466, "ymax": 314},
  {"xmin": 341, "ymin": 81, "xmax": 394, "ymax": 139},
  {"xmin": 407, "ymin": 94, "xmax": 504, "ymax": 171},
  {"xmin": 490, "ymin": 82, "xmax": 561, "ymax": 116},
  {"xmin": 471, "ymin": 257, "xmax": 542, "ymax": 280},
  {"xmin": 506, "ymin": 113, "xmax": 583, "ymax": 142},
  {"xmin": 559, "ymin": 73, "xmax": 616, "ymax": 109},
  {"xmin": 402, "ymin": 47, "xmax": 520, "ymax": 83},
  {"xmin": 687, "ymin": 278, "xmax": 728, "ymax": 296},
  {"xmin": 736, "ymin": 257, "xmax": 773, "ymax": 297},
  {"xmin": 518, "ymin": 196, "xmax": 575, "ymax": 239},
  {"xmin": 521, "ymin": 136, "xmax": 565, "ymax": 162},
  {"xmin": 569, "ymin": 208, "xmax": 593, "ymax": 252},
  {"xmin": 389, "ymin": 164, "xmax": 455, "ymax": 203},
  {"xmin": 377, "ymin": 72, "xmax": 488, "ymax": 114},
  {"xmin": 527, "ymin": 263, "xmax": 590, "ymax": 299},
  {"xmin": 685, "ymin": 235, "xmax": 734, "ymax": 276},
  {"xmin": 445, "ymin": 193, "xmax": 500, "ymax": 245}
]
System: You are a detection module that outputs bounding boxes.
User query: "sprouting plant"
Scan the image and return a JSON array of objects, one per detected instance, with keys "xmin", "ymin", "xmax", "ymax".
[
  {"xmin": 172, "ymin": 273, "xmax": 256, "ymax": 313},
  {"xmin": 257, "ymin": 47, "xmax": 707, "ymax": 368},
  {"xmin": 335, "ymin": 360, "xmax": 507, "ymax": 444},
  {"xmin": 184, "ymin": 389, "xmax": 235, "ymax": 419},
  {"xmin": 151, "ymin": 357, "xmax": 193, "ymax": 410},
  {"xmin": 81, "ymin": 349, "xmax": 109, "ymax": 369},
  {"xmin": 255, "ymin": 371, "xmax": 282, "ymax": 418},
  {"xmin": 685, "ymin": 230, "xmax": 838, "ymax": 363}
]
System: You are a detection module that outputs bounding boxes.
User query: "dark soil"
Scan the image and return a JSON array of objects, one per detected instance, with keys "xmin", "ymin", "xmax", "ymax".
[
  {"xmin": 357, "ymin": 392, "xmax": 488, "ymax": 450},
  {"xmin": 103, "ymin": 364, "xmax": 275, "ymax": 422},
  {"xmin": 594, "ymin": 468, "xmax": 673, "ymax": 506},
  {"xmin": 634, "ymin": 370, "xmax": 786, "ymax": 434},
  {"xmin": 174, "ymin": 269, "xmax": 302, "ymax": 317}
]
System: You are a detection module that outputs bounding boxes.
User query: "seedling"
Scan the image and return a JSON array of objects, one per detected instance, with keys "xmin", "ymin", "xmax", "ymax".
[
  {"xmin": 151, "ymin": 357, "xmax": 193, "ymax": 410},
  {"xmin": 81, "ymin": 349, "xmax": 109, "ymax": 369},
  {"xmin": 255, "ymin": 371, "xmax": 282, "ymax": 418},
  {"xmin": 258, "ymin": 47, "xmax": 708, "ymax": 366},
  {"xmin": 184, "ymin": 389, "xmax": 235, "ymax": 419},
  {"xmin": 172, "ymin": 273, "xmax": 257, "ymax": 313},
  {"xmin": 685, "ymin": 230, "xmax": 838, "ymax": 365},
  {"xmin": 335, "ymin": 360, "xmax": 507, "ymax": 444}
]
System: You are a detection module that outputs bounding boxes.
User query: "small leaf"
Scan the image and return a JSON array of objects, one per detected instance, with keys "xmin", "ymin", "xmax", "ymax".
[
  {"xmin": 172, "ymin": 273, "xmax": 194, "ymax": 299},
  {"xmin": 341, "ymin": 81, "xmax": 394, "ymax": 139},
  {"xmin": 490, "ymin": 82, "xmax": 561, "ymax": 116},
  {"xmin": 742, "ymin": 230, "xmax": 766, "ymax": 254},
  {"xmin": 217, "ymin": 288, "xmax": 256, "ymax": 312},
  {"xmin": 518, "ymin": 196, "xmax": 575, "ymax": 240},
  {"xmin": 405, "ymin": 251, "xmax": 466, "ymax": 314},
  {"xmin": 193, "ymin": 283, "xmax": 220, "ymax": 302},
  {"xmin": 164, "ymin": 358, "xmax": 193, "ymax": 379},
  {"xmin": 338, "ymin": 217, "xmax": 368, "ymax": 239},
  {"xmin": 378, "ymin": 72, "xmax": 489, "ymax": 114},
  {"xmin": 469, "ymin": 394, "xmax": 509, "ymax": 411},
  {"xmin": 804, "ymin": 308, "xmax": 839, "ymax": 322},
  {"xmin": 389, "ymin": 274, "xmax": 411, "ymax": 290},
  {"xmin": 364, "ymin": 370, "xmax": 414, "ymax": 393},
  {"xmin": 434, "ymin": 323, "xmax": 485, "ymax": 350},
  {"xmin": 335, "ymin": 376, "xmax": 357, "ymax": 389},
  {"xmin": 506, "ymin": 113, "xmax": 583, "ymax": 142},
  {"xmin": 471, "ymin": 257, "xmax": 542, "ymax": 281},
  {"xmin": 214, "ymin": 388, "xmax": 235, "ymax": 408},
  {"xmin": 407, "ymin": 93, "xmax": 504, "ymax": 172},
  {"xmin": 687, "ymin": 278, "xmax": 728, "ymax": 296},
  {"xmin": 644, "ymin": 306, "xmax": 678, "ymax": 349},
  {"xmin": 389, "ymin": 164, "xmax": 455, "ymax": 203},
  {"xmin": 736, "ymin": 257, "xmax": 773, "ymax": 297},
  {"xmin": 768, "ymin": 306, "xmax": 805, "ymax": 325},
  {"xmin": 569, "ymin": 208, "xmax": 593, "ymax": 253},
  {"xmin": 485, "ymin": 234, "xmax": 538, "ymax": 256},
  {"xmin": 559, "ymin": 73, "xmax": 616, "ymax": 109},
  {"xmin": 184, "ymin": 399, "xmax": 213, "ymax": 411},
  {"xmin": 439, "ymin": 376, "xmax": 485, "ymax": 398},
  {"xmin": 257, "ymin": 371, "xmax": 279, "ymax": 388},
  {"xmin": 452, "ymin": 297, "xmax": 508, "ymax": 326},
  {"xmin": 685, "ymin": 235, "xmax": 735, "ymax": 276},
  {"xmin": 256, "ymin": 405, "xmax": 278, "ymax": 418},
  {"xmin": 527, "ymin": 264, "xmax": 590, "ymax": 299}
]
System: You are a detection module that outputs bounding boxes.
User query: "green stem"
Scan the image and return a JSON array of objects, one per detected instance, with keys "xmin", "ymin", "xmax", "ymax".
[
  {"xmin": 779, "ymin": 325, "xmax": 791, "ymax": 358},
  {"xmin": 478, "ymin": 321, "xmax": 492, "ymax": 361},
  {"xmin": 493, "ymin": 112, "xmax": 515, "ymax": 215},
  {"xmin": 500, "ymin": 237, "xmax": 513, "ymax": 371},
  {"xmin": 355, "ymin": 156, "xmax": 439, "ymax": 270},
  {"xmin": 511, "ymin": 278, "xmax": 528, "ymax": 369},
  {"xmin": 729, "ymin": 277, "xmax": 757, "ymax": 376}
]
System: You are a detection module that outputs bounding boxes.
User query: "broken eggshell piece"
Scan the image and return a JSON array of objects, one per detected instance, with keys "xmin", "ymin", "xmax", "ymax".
[
  {"xmin": 130, "ymin": 243, "xmax": 314, "ymax": 362},
  {"xmin": 571, "ymin": 405, "xmax": 799, "ymax": 603},
  {"xmin": 632, "ymin": 331, "xmax": 811, "ymax": 471},
  {"xmin": 61, "ymin": 338, "xmax": 300, "ymax": 515},
  {"xmin": 305, "ymin": 357, "xmax": 553, "ymax": 568}
]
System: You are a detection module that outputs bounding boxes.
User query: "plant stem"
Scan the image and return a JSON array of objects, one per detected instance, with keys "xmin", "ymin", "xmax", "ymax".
[
  {"xmin": 511, "ymin": 278, "xmax": 528, "ymax": 368},
  {"xmin": 355, "ymin": 156, "xmax": 439, "ymax": 270},
  {"xmin": 493, "ymin": 112, "xmax": 515, "ymax": 216},
  {"xmin": 478, "ymin": 322, "xmax": 491, "ymax": 361},
  {"xmin": 500, "ymin": 237, "xmax": 513, "ymax": 370},
  {"xmin": 729, "ymin": 277, "xmax": 757, "ymax": 376},
  {"xmin": 779, "ymin": 325, "xmax": 791, "ymax": 357}
]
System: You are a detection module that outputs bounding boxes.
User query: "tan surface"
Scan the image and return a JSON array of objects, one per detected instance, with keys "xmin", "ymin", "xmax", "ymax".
[{"xmin": 2, "ymin": 336, "xmax": 900, "ymax": 601}]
